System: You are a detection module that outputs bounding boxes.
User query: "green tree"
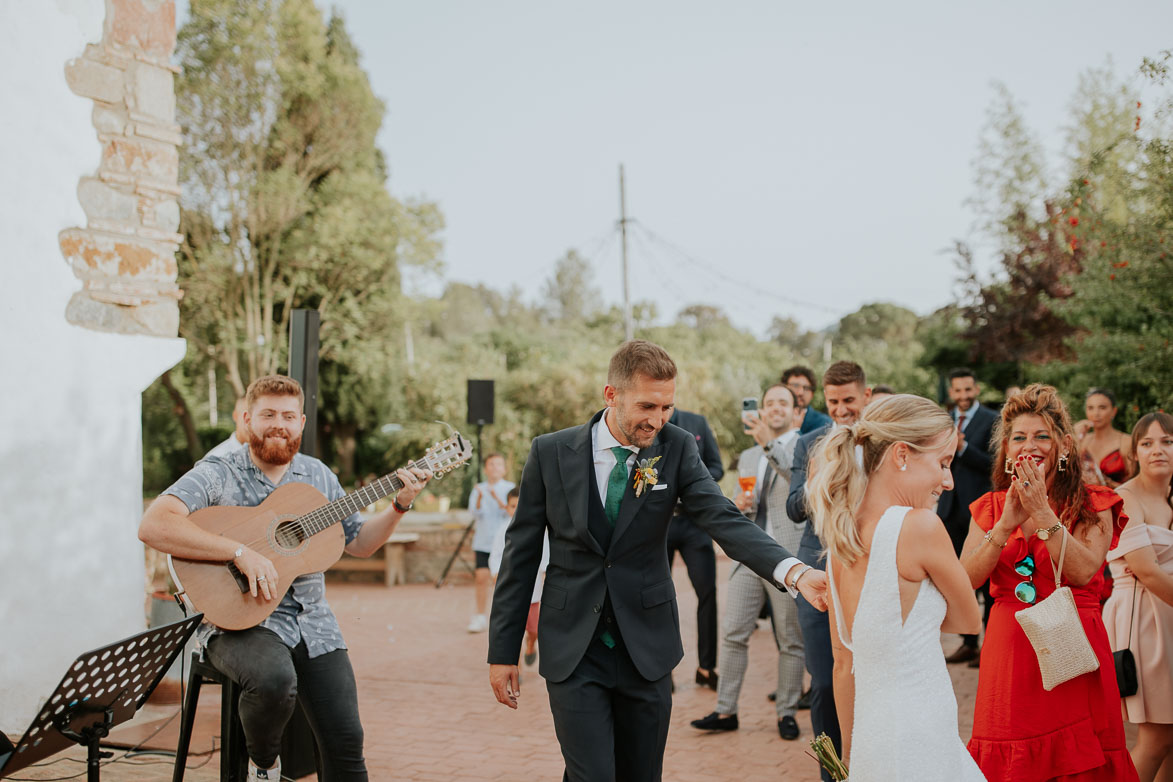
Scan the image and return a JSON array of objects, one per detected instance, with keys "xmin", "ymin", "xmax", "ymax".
[
  {"xmin": 175, "ymin": 0, "xmax": 440, "ymax": 398},
  {"xmin": 833, "ymin": 303, "xmax": 934, "ymax": 396},
  {"xmin": 541, "ymin": 249, "xmax": 602, "ymax": 324},
  {"xmin": 147, "ymin": 0, "xmax": 443, "ymax": 487},
  {"xmin": 968, "ymin": 82, "xmax": 1051, "ymax": 242},
  {"xmin": 1062, "ymin": 61, "xmax": 1141, "ymax": 223}
]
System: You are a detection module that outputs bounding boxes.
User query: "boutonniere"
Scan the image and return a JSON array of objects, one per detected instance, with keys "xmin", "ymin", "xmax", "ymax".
[{"xmin": 633, "ymin": 456, "xmax": 662, "ymax": 497}]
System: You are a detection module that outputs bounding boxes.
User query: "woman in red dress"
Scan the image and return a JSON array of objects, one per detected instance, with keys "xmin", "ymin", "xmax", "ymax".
[{"xmin": 960, "ymin": 384, "xmax": 1138, "ymax": 782}]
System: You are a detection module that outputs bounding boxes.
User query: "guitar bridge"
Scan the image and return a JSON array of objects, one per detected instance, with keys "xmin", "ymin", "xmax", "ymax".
[{"xmin": 226, "ymin": 561, "xmax": 250, "ymax": 594}]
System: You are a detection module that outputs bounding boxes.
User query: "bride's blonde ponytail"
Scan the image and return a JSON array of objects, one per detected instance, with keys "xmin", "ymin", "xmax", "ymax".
[{"xmin": 807, "ymin": 394, "xmax": 953, "ymax": 565}]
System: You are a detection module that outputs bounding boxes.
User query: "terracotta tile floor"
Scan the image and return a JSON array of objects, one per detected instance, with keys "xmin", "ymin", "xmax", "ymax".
[{"xmin": 8, "ymin": 554, "xmax": 987, "ymax": 781}]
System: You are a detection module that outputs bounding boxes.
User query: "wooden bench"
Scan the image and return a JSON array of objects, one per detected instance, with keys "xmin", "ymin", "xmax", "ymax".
[{"xmin": 328, "ymin": 532, "xmax": 421, "ymax": 585}]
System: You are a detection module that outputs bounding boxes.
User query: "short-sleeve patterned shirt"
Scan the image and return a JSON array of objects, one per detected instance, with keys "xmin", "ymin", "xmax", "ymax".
[{"xmin": 164, "ymin": 447, "xmax": 362, "ymax": 658}]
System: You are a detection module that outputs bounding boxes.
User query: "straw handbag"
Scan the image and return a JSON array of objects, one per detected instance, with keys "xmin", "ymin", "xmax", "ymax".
[{"xmin": 1015, "ymin": 529, "xmax": 1100, "ymax": 691}]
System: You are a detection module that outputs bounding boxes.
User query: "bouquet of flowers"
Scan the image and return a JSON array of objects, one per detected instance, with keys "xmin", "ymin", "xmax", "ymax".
[{"xmin": 807, "ymin": 733, "xmax": 848, "ymax": 781}]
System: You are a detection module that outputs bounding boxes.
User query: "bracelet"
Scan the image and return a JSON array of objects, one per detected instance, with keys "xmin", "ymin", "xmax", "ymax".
[
  {"xmin": 232, "ymin": 546, "xmax": 243, "ymax": 560},
  {"xmin": 392, "ymin": 496, "xmax": 413, "ymax": 514},
  {"xmin": 982, "ymin": 530, "xmax": 1007, "ymax": 549},
  {"xmin": 789, "ymin": 565, "xmax": 813, "ymax": 592}
]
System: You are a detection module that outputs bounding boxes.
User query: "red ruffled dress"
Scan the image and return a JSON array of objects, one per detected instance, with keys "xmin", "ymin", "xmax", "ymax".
[{"xmin": 967, "ymin": 486, "xmax": 1138, "ymax": 782}]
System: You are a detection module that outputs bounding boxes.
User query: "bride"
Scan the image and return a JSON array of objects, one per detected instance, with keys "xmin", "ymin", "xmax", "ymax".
[{"xmin": 806, "ymin": 394, "xmax": 985, "ymax": 780}]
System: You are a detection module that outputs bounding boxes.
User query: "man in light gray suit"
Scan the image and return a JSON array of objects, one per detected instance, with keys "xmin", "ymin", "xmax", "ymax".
[
  {"xmin": 691, "ymin": 383, "xmax": 806, "ymax": 740},
  {"xmin": 488, "ymin": 341, "xmax": 828, "ymax": 782}
]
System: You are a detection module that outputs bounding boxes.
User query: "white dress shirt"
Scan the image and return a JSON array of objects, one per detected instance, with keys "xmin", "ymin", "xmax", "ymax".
[{"xmin": 591, "ymin": 410, "xmax": 804, "ymax": 593}]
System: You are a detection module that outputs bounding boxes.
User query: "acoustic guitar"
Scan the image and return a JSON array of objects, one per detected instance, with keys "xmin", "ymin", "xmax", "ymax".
[{"xmin": 170, "ymin": 433, "xmax": 473, "ymax": 630}]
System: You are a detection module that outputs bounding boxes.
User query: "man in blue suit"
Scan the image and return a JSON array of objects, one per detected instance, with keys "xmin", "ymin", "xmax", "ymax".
[{"xmin": 786, "ymin": 361, "xmax": 870, "ymax": 782}]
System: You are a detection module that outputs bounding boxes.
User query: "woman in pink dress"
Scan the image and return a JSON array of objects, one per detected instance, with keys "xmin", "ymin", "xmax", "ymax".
[{"xmin": 1103, "ymin": 412, "xmax": 1173, "ymax": 782}]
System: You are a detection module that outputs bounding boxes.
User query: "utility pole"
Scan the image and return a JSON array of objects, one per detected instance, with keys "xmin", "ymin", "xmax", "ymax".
[{"xmin": 619, "ymin": 164, "xmax": 633, "ymax": 341}]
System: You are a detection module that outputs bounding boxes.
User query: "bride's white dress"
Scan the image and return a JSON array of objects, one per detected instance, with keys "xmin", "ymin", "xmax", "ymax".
[{"xmin": 827, "ymin": 506, "xmax": 985, "ymax": 781}]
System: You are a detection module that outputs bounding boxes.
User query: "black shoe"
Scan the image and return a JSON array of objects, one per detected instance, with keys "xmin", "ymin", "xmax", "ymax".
[
  {"xmin": 945, "ymin": 644, "xmax": 978, "ymax": 664},
  {"xmin": 690, "ymin": 711, "xmax": 738, "ymax": 732},
  {"xmin": 777, "ymin": 715, "xmax": 800, "ymax": 740},
  {"xmin": 796, "ymin": 688, "xmax": 811, "ymax": 710},
  {"xmin": 695, "ymin": 669, "xmax": 718, "ymax": 690}
]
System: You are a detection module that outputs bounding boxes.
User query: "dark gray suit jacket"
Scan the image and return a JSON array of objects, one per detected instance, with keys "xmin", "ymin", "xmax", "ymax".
[
  {"xmin": 488, "ymin": 409, "xmax": 794, "ymax": 682},
  {"xmin": 936, "ymin": 402, "xmax": 997, "ymax": 523}
]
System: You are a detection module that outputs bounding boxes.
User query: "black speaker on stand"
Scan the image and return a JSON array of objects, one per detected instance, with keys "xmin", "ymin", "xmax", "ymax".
[{"xmin": 435, "ymin": 380, "xmax": 495, "ymax": 587}]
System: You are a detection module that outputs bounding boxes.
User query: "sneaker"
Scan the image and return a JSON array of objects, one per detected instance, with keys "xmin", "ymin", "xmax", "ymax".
[
  {"xmin": 690, "ymin": 711, "xmax": 738, "ymax": 731},
  {"xmin": 777, "ymin": 715, "xmax": 800, "ymax": 740},
  {"xmin": 467, "ymin": 614, "xmax": 488, "ymax": 633},
  {"xmin": 247, "ymin": 757, "xmax": 281, "ymax": 780}
]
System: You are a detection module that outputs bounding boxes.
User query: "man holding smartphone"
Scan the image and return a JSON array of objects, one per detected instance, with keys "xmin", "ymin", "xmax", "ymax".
[{"xmin": 692, "ymin": 383, "xmax": 806, "ymax": 739}]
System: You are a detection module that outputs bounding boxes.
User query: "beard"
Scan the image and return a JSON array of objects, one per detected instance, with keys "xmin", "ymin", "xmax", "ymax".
[
  {"xmin": 616, "ymin": 412, "xmax": 658, "ymax": 448},
  {"xmin": 249, "ymin": 427, "xmax": 302, "ymax": 465}
]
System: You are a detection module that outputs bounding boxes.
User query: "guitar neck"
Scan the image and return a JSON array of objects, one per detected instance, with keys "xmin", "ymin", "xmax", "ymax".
[{"xmin": 298, "ymin": 459, "xmax": 428, "ymax": 537}]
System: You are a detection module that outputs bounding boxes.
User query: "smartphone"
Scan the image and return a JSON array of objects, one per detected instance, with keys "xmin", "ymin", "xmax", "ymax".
[{"xmin": 741, "ymin": 397, "xmax": 759, "ymax": 430}]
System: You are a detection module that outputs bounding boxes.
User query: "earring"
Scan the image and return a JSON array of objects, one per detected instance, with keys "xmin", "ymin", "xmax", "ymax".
[
  {"xmin": 899, "ymin": 463, "xmax": 907, "ymax": 472},
  {"xmin": 1004, "ymin": 457, "xmax": 1014, "ymax": 474},
  {"xmin": 1057, "ymin": 453, "xmax": 1069, "ymax": 473}
]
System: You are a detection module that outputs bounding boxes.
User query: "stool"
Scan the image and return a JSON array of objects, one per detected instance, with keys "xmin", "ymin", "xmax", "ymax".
[
  {"xmin": 172, "ymin": 651, "xmax": 324, "ymax": 781},
  {"xmin": 172, "ymin": 651, "xmax": 247, "ymax": 782}
]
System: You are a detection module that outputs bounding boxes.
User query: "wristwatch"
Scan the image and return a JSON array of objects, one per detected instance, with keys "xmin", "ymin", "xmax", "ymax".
[
  {"xmin": 392, "ymin": 496, "xmax": 413, "ymax": 514},
  {"xmin": 1036, "ymin": 522, "xmax": 1063, "ymax": 541}
]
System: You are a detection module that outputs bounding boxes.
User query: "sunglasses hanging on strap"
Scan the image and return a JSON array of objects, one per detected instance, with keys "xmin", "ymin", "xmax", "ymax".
[{"xmin": 1014, "ymin": 527, "xmax": 1101, "ymax": 691}]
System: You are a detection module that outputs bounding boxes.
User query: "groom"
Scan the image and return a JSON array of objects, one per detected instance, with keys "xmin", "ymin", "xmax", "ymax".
[{"xmin": 488, "ymin": 340, "xmax": 827, "ymax": 781}]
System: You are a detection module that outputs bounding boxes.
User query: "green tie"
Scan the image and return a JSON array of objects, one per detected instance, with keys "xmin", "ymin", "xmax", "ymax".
[
  {"xmin": 605, "ymin": 446, "xmax": 630, "ymax": 526},
  {"xmin": 600, "ymin": 446, "xmax": 630, "ymax": 650}
]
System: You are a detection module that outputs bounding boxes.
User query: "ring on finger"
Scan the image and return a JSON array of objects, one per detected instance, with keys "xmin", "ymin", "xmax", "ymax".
[
  {"xmin": 257, "ymin": 575, "xmax": 267, "ymax": 583},
  {"xmin": 1022, "ymin": 481, "xmax": 1030, "ymax": 488}
]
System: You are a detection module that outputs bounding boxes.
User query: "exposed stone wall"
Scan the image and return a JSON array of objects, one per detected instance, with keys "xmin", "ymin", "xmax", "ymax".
[
  {"xmin": 61, "ymin": 0, "xmax": 182, "ymax": 337},
  {"xmin": 0, "ymin": 0, "xmax": 187, "ymax": 734}
]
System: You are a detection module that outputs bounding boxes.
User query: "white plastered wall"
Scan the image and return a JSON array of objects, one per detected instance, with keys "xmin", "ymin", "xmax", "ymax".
[{"xmin": 0, "ymin": 0, "xmax": 186, "ymax": 734}]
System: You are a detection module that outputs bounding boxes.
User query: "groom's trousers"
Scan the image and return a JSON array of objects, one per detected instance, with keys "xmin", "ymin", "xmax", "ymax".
[{"xmin": 546, "ymin": 632, "xmax": 673, "ymax": 782}]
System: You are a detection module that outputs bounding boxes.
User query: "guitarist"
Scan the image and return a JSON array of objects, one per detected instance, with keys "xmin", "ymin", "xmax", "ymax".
[{"xmin": 138, "ymin": 375, "xmax": 431, "ymax": 782}]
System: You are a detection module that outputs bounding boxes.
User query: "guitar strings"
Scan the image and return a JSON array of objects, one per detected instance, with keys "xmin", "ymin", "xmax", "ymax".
[{"xmin": 230, "ymin": 457, "xmax": 439, "ymax": 552}]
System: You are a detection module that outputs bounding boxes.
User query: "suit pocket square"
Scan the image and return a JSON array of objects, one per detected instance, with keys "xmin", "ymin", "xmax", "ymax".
[{"xmin": 651, "ymin": 483, "xmax": 668, "ymax": 491}]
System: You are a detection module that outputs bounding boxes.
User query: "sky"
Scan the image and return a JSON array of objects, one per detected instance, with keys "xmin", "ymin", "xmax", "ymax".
[{"xmin": 179, "ymin": 1, "xmax": 1173, "ymax": 335}]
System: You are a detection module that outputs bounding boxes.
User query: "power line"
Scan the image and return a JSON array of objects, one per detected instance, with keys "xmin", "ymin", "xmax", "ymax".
[{"xmin": 631, "ymin": 222, "xmax": 847, "ymax": 317}]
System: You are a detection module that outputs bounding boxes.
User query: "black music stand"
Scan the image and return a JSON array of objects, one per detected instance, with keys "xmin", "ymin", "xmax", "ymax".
[{"xmin": 0, "ymin": 613, "xmax": 203, "ymax": 782}]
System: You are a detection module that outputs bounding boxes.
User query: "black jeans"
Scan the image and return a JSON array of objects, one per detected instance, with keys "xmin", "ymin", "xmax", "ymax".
[
  {"xmin": 205, "ymin": 627, "xmax": 367, "ymax": 780},
  {"xmin": 666, "ymin": 515, "xmax": 717, "ymax": 671}
]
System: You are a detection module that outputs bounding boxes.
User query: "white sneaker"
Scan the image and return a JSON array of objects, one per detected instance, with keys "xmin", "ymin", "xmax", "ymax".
[
  {"xmin": 467, "ymin": 614, "xmax": 488, "ymax": 633},
  {"xmin": 248, "ymin": 757, "xmax": 281, "ymax": 780}
]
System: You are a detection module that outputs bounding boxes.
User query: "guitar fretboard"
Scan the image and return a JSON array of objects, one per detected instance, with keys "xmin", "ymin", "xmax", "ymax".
[{"xmin": 294, "ymin": 458, "xmax": 429, "ymax": 538}]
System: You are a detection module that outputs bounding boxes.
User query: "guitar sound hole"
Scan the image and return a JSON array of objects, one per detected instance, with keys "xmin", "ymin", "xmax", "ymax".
[{"xmin": 273, "ymin": 520, "xmax": 305, "ymax": 550}]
